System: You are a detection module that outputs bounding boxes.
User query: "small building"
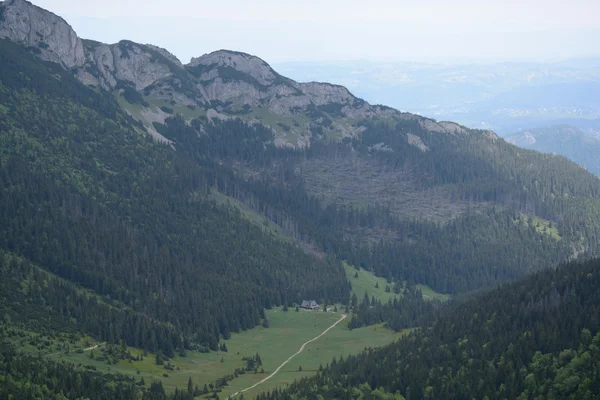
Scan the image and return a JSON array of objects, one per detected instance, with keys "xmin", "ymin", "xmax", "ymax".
[{"xmin": 300, "ymin": 300, "xmax": 320, "ymax": 310}]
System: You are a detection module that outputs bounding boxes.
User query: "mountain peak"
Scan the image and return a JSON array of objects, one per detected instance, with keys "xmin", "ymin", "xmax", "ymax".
[
  {"xmin": 187, "ymin": 49, "xmax": 281, "ymax": 87},
  {"xmin": 0, "ymin": 0, "xmax": 85, "ymax": 68}
]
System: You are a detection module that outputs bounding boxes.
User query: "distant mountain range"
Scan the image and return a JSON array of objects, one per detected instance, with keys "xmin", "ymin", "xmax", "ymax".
[{"xmin": 506, "ymin": 125, "xmax": 600, "ymax": 176}]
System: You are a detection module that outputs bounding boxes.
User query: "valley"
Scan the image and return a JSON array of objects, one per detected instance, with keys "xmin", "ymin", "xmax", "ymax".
[
  {"xmin": 6, "ymin": 307, "xmax": 400, "ymax": 399},
  {"xmin": 0, "ymin": 1, "xmax": 599, "ymax": 399}
]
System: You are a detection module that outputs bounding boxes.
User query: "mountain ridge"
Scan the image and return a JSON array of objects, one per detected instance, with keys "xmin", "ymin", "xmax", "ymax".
[{"xmin": 0, "ymin": 0, "xmax": 490, "ymax": 148}]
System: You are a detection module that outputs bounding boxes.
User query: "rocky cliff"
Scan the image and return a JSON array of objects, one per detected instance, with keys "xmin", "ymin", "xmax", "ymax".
[
  {"xmin": 0, "ymin": 0, "xmax": 84, "ymax": 67},
  {"xmin": 0, "ymin": 0, "xmax": 491, "ymax": 148}
]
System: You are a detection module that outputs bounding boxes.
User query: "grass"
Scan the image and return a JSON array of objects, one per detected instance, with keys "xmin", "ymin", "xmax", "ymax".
[
  {"xmin": 209, "ymin": 189, "xmax": 288, "ymax": 241},
  {"xmin": 516, "ymin": 214, "xmax": 561, "ymax": 240},
  {"xmin": 345, "ymin": 263, "xmax": 451, "ymax": 303},
  {"xmin": 344, "ymin": 263, "xmax": 400, "ymax": 303},
  {"xmin": 147, "ymin": 98, "xmax": 206, "ymax": 120},
  {"xmin": 247, "ymin": 108, "xmax": 312, "ymax": 147},
  {"xmin": 417, "ymin": 284, "xmax": 452, "ymax": 302},
  {"xmin": 46, "ymin": 308, "xmax": 400, "ymax": 399}
]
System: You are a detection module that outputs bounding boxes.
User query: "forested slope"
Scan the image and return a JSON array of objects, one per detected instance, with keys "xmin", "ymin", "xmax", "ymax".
[
  {"xmin": 153, "ymin": 113, "xmax": 600, "ymax": 294},
  {"xmin": 260, "ymin": 258, "xmax": 600, "ymax": 400},
  {"xmin": 0, "ymin": 38, "xmax": 349, "ymax": 356}
]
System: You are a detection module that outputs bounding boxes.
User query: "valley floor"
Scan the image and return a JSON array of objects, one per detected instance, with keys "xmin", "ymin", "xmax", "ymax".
[{"xmin": 42, "ymin": 308, "xmax": 402, "ymax": 399}]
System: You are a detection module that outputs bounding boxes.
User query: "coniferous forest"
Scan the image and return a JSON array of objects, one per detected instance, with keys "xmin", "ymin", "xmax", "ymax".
[
  {"xmin": 258, "ymin": 258, "xmax": 600, "ymax": 400},
  {"xmin": 1, "ymin": 6, "xmax": 600, "ymax": 398}
]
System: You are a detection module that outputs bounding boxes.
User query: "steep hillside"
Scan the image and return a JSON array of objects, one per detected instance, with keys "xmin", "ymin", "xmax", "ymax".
[
  {"xmin": 0, "ymin": 37, "xmax": 349, "ymax": 357},
  {"xmin": 506, "ymin": 125, "xmax": 600, "ymax": 177},
  {"xmin": 260, "ymin": 258, "xmax": 600, "ymax": 400},
  {"xmin": 2, "ymin": 0, "xmax": 599, "ymax": 296}
]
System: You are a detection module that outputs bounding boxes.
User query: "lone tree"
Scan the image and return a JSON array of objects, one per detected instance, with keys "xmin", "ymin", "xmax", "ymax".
[{"xmin": 295, "ymin": 305, "xmax": 300, "ymax": 312}]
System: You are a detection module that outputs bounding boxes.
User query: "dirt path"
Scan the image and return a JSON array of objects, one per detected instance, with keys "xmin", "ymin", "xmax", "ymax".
[
  {"xmin": 83, "ymin": 343, "xmax": 102, "ymax": 351},
  {"xmin": 48, "ymin": 342, "xmax": 103, "ymax": 357},
  {"xmin": 230, "ymin": 313, "xmax": 348, "ymax": 398}
]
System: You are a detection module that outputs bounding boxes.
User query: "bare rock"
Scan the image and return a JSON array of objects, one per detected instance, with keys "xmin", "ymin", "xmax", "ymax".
[{"xmin": 0, "ymin": 0, "xmax": 85, "ymax": 68}]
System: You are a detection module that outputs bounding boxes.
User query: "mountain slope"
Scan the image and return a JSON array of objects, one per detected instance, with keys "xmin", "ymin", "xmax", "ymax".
[
  {"xmin": 0, "ymin": 37, "xmax": 349, "ymax": 356},
  {"xmin": 2, "ymin": 0, "xmax": 599, "ymax": 296}
]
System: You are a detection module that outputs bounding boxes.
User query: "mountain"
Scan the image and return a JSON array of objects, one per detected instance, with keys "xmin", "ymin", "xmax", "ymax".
[
  {"xmin": 259, "ymin": 257, "xmax": 600, "ymax": 400},
  {"xmin": 506, "ymin": 125, "xmax": 600, "ymax": 177},
  {"xmin": 274, "ymin": 58, "xmax": 600, "ymax": 134},
  {"xmin": 2, "ymin": 1, "xmax": 600, "ymax": 398},
  {"xmin": 0, "ymin": 0, "xmax": 471, "ymax": 148},
  {"xmin": 0, "ymin": 22, "xmax": 349, "ymax": 358},
  {"xmin": 0, "ymin": 0, "xmax": 599, "ymax": 301}
]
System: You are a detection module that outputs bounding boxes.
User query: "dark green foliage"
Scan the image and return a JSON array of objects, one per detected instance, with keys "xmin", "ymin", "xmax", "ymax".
[
  {"xmin": 118, "ymin": 40, "xmax": 135, "ymax": 58},
  {"xmin": 157, "ymin": 113, "xmax": 599, "ymax": 294},
  {"xmin": 0, "ymin": 340, "xmax": 192, "ymax": 399},
  {"xmin": 0, "ymin": 4, "xmax": 5, "ymax": 22},
  {"xmin": 174, "ymin": 114, "xmax": 600, "ymax": 293},
  {"xmin": 0, "ymin": 251, "xmax": 183, "ymax": 356},
  {"xmin": 260, "ymin": 258, "xmax": 600, "ymax": 400},
  {"xmin": 160, "ymin": 105, "xmax": 173, "ymax": 114},
  {"xmin": 0, "ymin": 37, "xmax": 349, "ymax": 357},
  {"xmin": 348, "ymin": 286, "xmax": 443, "ymax": 331},
  {"xmin": 317, "ymin": 102, "xmax": 344, "ymax": 117},
  {"xmin": 3, "ymin": 29, "xmax": 600, "ymax": 399},
  {"xmin": 120, "ymin": 83, "xmax": 149, "ymax": 106}
]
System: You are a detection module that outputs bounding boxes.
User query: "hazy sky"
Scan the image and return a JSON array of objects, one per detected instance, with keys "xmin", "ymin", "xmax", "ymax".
[{"xmin": 33, "ymin": 0, "xmax": 600, "ymax": 64}]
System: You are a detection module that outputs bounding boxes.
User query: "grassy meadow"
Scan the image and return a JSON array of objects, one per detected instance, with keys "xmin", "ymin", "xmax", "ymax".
[{"xmin": 46, "ymin": 307, "xmax": 401, "ymax": 399}]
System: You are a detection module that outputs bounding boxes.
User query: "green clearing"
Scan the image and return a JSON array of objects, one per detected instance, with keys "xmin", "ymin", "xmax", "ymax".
[
  {"xmin": 345, "ymin": 263, "xmax": 451, "ymax": 303},
  {"xmin": 46, "ymin": 308, "xmax": 400, "ymax": 399},
  {"xmin": 147, "ymin": 98, "xmax": 206, "ymax": 120},
  {"xmin": 247, "ymin": 108, "xmax": 312, "ymax": 147},
  {"xmin": 344, "ymin": 263, "xmax": 400, "ymax": 303},
  {"xmin": 417, "ymin": 284, "xmax": 452, "ymax": 302},
  {"xmin": 516, "ymin": 214, "xmax": 561, "ymax": 240}
]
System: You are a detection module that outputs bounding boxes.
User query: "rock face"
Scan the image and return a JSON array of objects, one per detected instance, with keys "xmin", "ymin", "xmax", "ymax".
[
  {"xmin": 77, "ymin": 40, "xmax": 182, "ymax": 91},
  {"xmin": 0, "ymin": 0, "xmax": 183, "ymax": 91},
  {"xmin": 188, "ymin": 50, "xmax": 378, "ymax": 119},
  {"xmin": 0, "ymin": 0, "xmax": 494, "ymax": 149},
  {"xmin": 0, "ymin": 0, "xmax": 84, "ymax": 67}
]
